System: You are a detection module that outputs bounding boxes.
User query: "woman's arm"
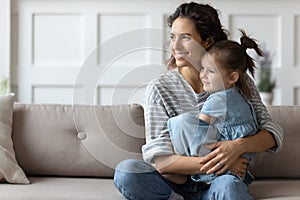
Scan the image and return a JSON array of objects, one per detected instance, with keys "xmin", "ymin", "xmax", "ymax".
[
  {"xmin": 238, "ymin": 129, "xmax": 276, "ymax": 153},
  {"xmin": 200, "ymin": 129, "xmax": 275, "ymax": 175},
  {"xmin": 245, "ymin": 75, "xmax": 283, "ymax": 152},
  {"xmin": 154, "ymin": 155, "xmax": 204, "ymax": 175}
]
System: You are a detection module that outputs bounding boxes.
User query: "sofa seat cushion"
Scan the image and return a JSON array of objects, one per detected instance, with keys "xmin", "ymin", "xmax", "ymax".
[
  {"xmin": 2, "ymin": 177, "xmax": 300, "ymax": 200},
  {"xmin": 249, "ymin": 179, "xmax": 300, "ymax": 199},
  {"xmin": 0, "ymin": 177, "xmax": 124, "ymax": 200}
]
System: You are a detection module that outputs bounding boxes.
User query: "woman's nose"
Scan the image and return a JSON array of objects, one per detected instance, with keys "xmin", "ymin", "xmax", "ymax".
[{"xmin": 170, "ymin": 38, "xmax": 183, "ymax": 50}]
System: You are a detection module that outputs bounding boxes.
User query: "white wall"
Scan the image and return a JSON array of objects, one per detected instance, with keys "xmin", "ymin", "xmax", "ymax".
[
  {"xmin": 4, "ymin": 0, "xmax": 300, "ymax": 105},
  {"xmin": 0, "ymin": 0, "xmax": 10, "ymax": 79}
]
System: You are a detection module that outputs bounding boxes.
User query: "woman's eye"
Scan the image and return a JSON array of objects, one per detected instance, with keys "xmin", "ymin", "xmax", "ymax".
[
  {"xmin": 170, "ymin": 35, "xmax": 175, "ymax": 41},
  {"xmin": 181, "ymin": 35, "xmax": 190, "ymax": 40}
]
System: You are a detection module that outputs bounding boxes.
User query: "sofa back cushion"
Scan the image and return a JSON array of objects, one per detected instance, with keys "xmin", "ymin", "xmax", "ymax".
[
  {"xmin": 12, "ymin": 104, "xmax": 299, "ymax": 179},
  {"xmin": 12, "ymin": 103, "xmax": 145, "ymax": 178},
  {"xmin": 251, "ymin": 106, "xmax": 300, "ymax": 178}
]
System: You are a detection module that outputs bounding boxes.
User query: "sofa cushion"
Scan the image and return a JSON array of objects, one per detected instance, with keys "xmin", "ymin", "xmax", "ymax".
[
  {"xmin": 249, "ymin": 179, "xmax": 300, "ymax": 199},
  {"xmin": 12, "ymin": 103, "xmax": 145, "ymax": 177},
  {"xmin": 251, "ymin": 106, "xmax": 300, "ymax": 178},
  {"xmin": 0, "ymin": 94, "xmax": 29, "ymax": 184},
  {"xmin": 0, "ymin": 177, "xmax": 124, "ymax": 200}
]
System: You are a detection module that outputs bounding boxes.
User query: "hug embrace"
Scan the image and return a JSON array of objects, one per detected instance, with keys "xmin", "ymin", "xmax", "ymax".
[{"xmin": 114, "ymin": 2, "xmax": 283, "ymax": 200}]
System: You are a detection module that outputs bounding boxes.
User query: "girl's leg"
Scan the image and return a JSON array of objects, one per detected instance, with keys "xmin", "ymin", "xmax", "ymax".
[
  {"xmin": 168, "ymin": 112, "xmax": 207, "ymax": 156},
  {"xmin": 201, "ymin": 174, "xmax": 253, "ymax": 200},
  {"xmin": 114, "ymin": 159, "xmax": 184, "ymax": 200}
]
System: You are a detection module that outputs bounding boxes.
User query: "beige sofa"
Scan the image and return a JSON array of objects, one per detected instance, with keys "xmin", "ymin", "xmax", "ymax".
[{"xmin": 0, "ymin": 103, "xmax": 299, "ymax": 199}]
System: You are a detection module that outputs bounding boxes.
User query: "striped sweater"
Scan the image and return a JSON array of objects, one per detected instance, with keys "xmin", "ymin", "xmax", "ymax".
[{"xmin": 142, "ymin": 68, "xmax": 284, "ymax": 164}]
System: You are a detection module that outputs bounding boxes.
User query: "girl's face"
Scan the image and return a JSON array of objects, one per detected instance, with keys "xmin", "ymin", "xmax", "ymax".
[
  {"xmin": 170, "ymin": 17, "xmax": 209, "ymax": 70},
  {"xmin": 200, "ymin": 54, "xmax": 233, "ymax": 93}
]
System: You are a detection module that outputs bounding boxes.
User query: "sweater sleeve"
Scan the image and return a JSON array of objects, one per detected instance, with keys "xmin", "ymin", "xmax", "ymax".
[
  {"xmin": 141, "ymin": 82, "xmax": 175, "ymax": 164},
  {"xmin": 246, "ymin": 75, "xmax": 284, "ymax": 153}
]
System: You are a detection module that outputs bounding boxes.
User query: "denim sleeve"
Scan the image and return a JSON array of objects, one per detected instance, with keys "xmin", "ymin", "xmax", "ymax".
[{"xmin": 201, "ymin": 93, "xmax": 226, "ymax": 118}]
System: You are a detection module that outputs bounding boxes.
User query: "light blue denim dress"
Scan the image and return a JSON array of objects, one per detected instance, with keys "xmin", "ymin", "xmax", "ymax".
[{"xmin": 168, "ymin": 87, "xmax": 258, "ymax": 183}]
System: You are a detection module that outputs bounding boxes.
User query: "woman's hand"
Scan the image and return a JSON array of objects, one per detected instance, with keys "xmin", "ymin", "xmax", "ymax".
[{"xmin": 199, "ymin": 139, "xmax": 245, "ymax": 175}]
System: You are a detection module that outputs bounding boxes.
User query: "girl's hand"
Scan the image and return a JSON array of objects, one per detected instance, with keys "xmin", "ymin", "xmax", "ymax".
[
  {"xmin": 199, "ymin": 139, "xmax": 245, "ymax": 175},
  {"xmin": 229, "ymin": 157, "xmax": 249, "ymax": 178}
]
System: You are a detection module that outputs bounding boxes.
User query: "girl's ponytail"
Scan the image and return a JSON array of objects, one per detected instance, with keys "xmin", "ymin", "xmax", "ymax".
[
  {"xmin": 206, "ymin": 29, "xmax": 265, "ymax": 99},
  {"xmin": 239, "ymin": 29, "xmax": 264, "ymax": 77}
]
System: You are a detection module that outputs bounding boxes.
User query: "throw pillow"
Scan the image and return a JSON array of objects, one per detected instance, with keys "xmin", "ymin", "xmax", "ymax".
[{"xmin": 0, "ymin": 94, "xmax": 30, "ymax": 184}]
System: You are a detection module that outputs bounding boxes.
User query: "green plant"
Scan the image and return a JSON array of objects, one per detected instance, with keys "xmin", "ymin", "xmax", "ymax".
[
  {"xmin": 257, "ymin": 69, "xmax": 276, "ymax": 92},
  {"xmin": 257, "ymin": 49, "xmax": 276, "ymax": 93},
  {"xmin": 0, "ymin": 77, "xmax": 9, "ymax": 94}
]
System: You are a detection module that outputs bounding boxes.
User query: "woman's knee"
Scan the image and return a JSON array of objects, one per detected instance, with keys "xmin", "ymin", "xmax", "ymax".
[
  {"xmin": 114, "ymin": 159, "xmax": 176, "ymax": 200},
  {"xmin": 114, "ymin": 159, "xmax": 157, "ymax": 187},
  {"xmin": 115, "ymin": 159, "xmax": 155, "ymax": 174}
]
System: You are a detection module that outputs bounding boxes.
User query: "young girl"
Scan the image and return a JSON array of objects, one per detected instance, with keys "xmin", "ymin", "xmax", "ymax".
[{"xmin": 168, "ymin": 30, "xmax": 263, "ymax": 184}]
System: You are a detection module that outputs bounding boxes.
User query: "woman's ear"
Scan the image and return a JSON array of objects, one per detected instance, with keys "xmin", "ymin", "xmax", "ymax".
[{"xmin": 228, "ymin": 72, "xmax": 239, "ymax": 84}]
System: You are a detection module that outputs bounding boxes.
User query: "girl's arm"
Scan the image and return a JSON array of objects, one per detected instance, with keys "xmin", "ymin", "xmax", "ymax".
[{"xmin": 199, "ymin": 113, "xmax": 216, "ymax": 124}]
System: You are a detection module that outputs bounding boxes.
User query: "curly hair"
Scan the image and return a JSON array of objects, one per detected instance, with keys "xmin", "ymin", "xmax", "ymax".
[{"xmin": 167, "ymin": 2, "xmax": 228, "ymax": 69}]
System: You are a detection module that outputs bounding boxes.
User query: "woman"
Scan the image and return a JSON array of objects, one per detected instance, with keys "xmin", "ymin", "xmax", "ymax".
[{"xmin": 114, "ymin": 2, "xmax": 283, "ymax": 199}]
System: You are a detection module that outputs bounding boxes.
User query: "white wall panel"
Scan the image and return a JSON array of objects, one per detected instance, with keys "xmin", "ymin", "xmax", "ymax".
[
  {"xmin": 98, "ymin": 14, "xmax": 151, "ymax": 67},
  {"xmin": 295, "ymin": 16, "xmax": 300, "ymax": 67},
  {"xmin": 33, "ymin": 14, "xmax": 84, "ymax": 67},
  {"xmin": 8, "ymin": 0, "xmax": 300, "ymax": 105},
  {"xmin": 98, "ymin": 85, "xmax": 147, "ymax": 105},
  {"xmin": 32, "ymin": 85, "xmax": 74, "ymax": 104},
  {"xmin": 99, "ymin": 14, "xmax": 149, "ymax": 42},
  {"xmin": 0, "ymin": 0, "xmax": 10, "ymax": 79},
  {"xmin": 96, "ymin": 64, "xmax": 164, "ymax": 106},
  {"xmin": 229, "ymin": 15, "xmax": 281, "ymax": 68}
]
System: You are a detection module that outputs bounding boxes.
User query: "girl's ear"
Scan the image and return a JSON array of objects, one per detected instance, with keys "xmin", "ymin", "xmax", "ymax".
[
  {"xmin": 205, "ymin": 37, "xmax": 215, "ymax": 49},
  {"xmin": 228, "ymin": 72, "xmax": 239, "ymax": 84}
]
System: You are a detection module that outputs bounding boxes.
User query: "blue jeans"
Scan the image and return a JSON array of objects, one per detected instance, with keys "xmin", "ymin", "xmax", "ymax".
[{"xmin": 114, "ymin": 159, "xmax": 253, "ymax": 200}]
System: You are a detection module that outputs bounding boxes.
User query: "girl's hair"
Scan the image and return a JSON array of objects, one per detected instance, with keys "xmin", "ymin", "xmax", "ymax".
[
  {"xmin": 167, "ymin": 2, "xmax": 228, "ymax": 69},
  {"xmin": 207, "ymin": 30, "xmax": 264, "ymax": 98}
]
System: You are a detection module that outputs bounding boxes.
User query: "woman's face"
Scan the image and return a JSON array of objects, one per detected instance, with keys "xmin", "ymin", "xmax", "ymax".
[{"xmin": 170, "ymin": 17, "xmax": 210, "ymax": 70}]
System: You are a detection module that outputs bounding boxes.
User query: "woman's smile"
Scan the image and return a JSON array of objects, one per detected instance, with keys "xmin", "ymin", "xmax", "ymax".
[{"xmin": 174, "ymin": 51, "xmax": 189, "ymax": 59}]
